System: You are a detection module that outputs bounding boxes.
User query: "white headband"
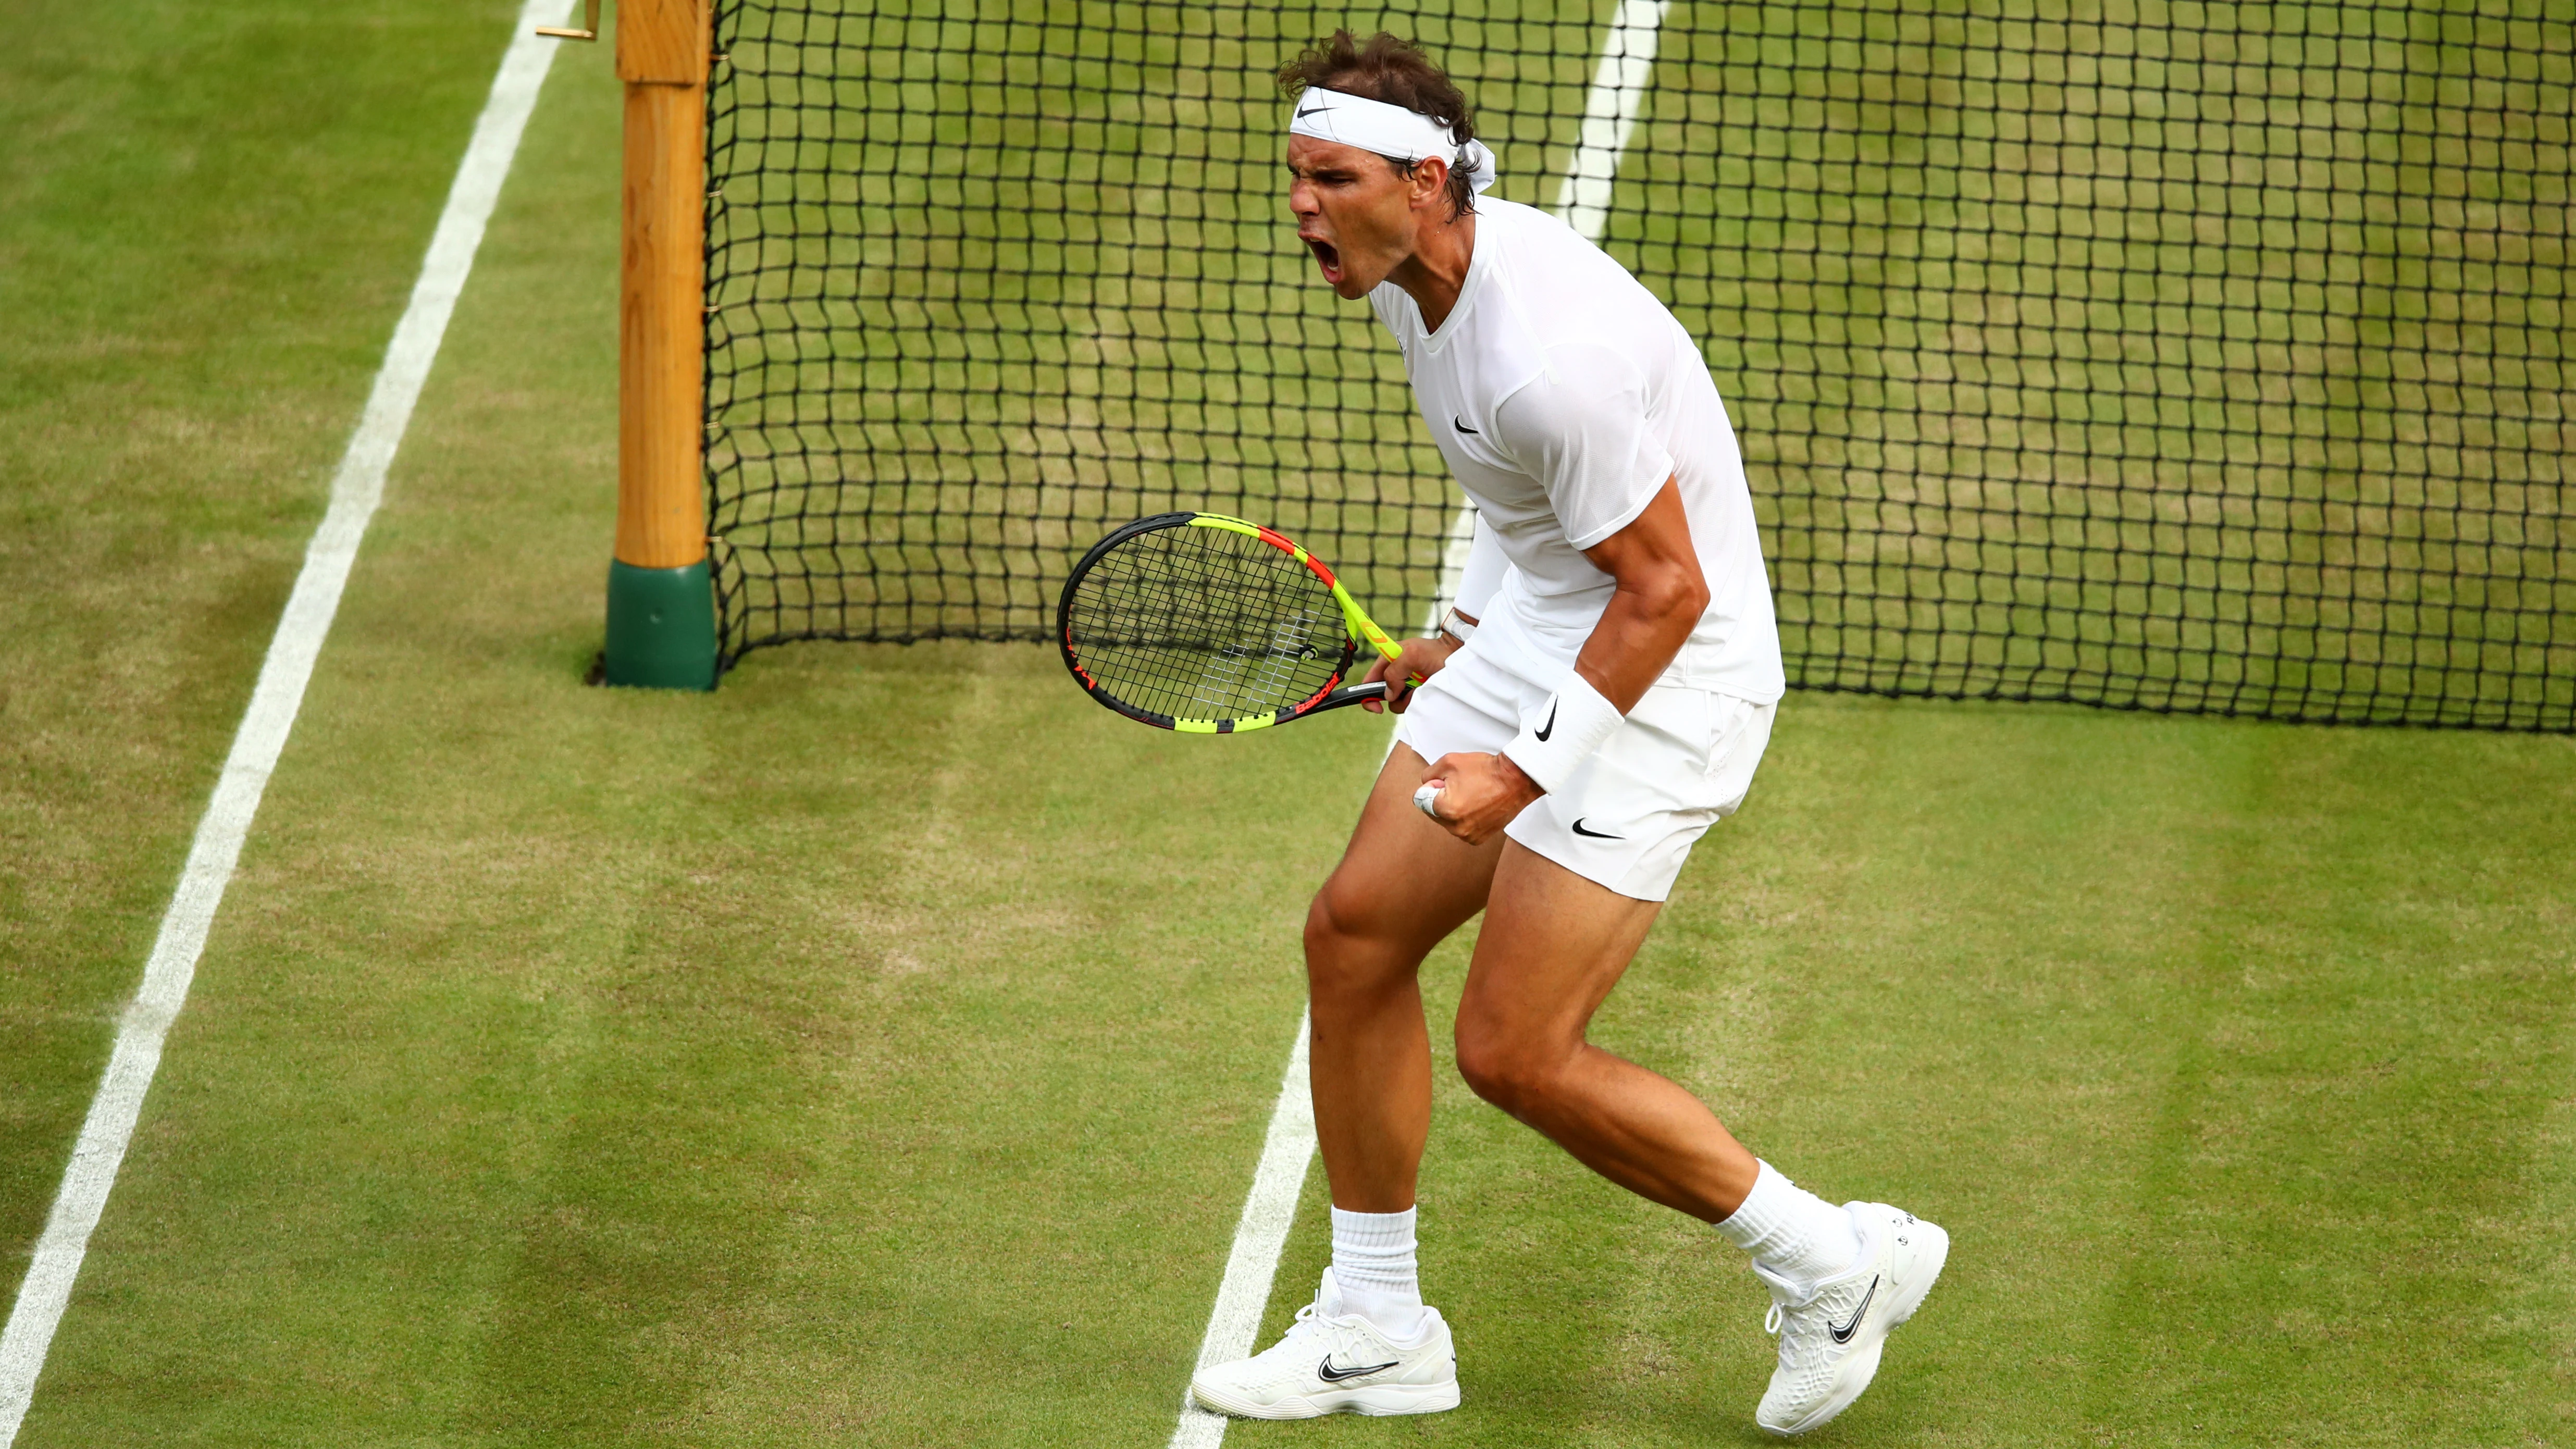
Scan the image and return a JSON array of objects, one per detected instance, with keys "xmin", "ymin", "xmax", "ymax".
[{"xmin": 1287, "ymin": 87, "xmax": 1497, "ymax": 195}]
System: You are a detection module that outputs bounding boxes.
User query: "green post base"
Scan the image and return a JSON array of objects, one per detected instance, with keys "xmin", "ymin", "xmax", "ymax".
[{"xmin": 604, "ymin": 558, "xmax": 718, "ymax": 690}]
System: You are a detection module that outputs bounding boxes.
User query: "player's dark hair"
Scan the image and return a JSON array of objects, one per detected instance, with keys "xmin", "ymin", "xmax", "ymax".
[{"xmin": 1278, "ymin": 31, "xmax": 1478, "ymax": 220}]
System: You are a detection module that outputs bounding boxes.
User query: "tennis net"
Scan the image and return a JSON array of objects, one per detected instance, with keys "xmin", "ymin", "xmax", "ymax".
[{"xmin": 702, "ymin": 0, "xmax": 2573, "ymax": 730}]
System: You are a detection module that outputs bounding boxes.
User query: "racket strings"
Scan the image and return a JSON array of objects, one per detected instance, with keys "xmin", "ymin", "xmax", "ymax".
[{"xmin": 1065, "ymin": 525, "xmax": 1355, "ymax": 723}]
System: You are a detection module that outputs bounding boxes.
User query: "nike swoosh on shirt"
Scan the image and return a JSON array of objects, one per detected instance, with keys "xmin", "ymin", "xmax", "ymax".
[
  {"xmin": 1534, "ymin": 701, "xmax": 1557, "ymax": 741},
  {"xmin": 1316, "ymin": 1355, "xmax": 1400, "ymax": 1382},
  {"xmin": 1828, "ymin": 1275, "xmax": 1880, "ymax": 1344},
  {"xmin": 1570, "ymin": 819, "xmax": 1624, "ymax": 840},
  {"xmin": 1453, "ymin": 415, "xmax": 1480, "ymax": 434}
]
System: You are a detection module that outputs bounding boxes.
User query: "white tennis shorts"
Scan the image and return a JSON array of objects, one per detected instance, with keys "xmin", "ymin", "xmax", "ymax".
[{"xmin": 1393, "ymin": 635, "xmax": 1776, "ymax": 902}]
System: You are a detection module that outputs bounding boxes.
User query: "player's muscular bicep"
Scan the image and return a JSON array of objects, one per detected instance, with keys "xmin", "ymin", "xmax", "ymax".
[{"xmin": 1572, "ymin": 477, "xmax": 1708, "ymax": 711}]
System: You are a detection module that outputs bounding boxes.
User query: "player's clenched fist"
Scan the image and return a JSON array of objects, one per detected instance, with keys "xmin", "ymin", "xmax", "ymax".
[{"xmin": 1414, "ymin": 750, "xmax": 1541, "ymax": 843}]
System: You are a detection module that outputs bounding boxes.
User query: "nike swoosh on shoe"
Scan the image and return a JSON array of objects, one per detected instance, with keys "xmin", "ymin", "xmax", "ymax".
[{"xmin": 1827, "ymin": 1274, "xmax": 1879, "ymax": 1344}]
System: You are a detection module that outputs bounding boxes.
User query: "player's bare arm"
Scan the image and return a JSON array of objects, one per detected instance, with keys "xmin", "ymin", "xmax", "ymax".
[
  {"xmin": 1563, "ymin": 478, "xmax": 1711, "ymax": 708},
  {"xmin": 1419, "ymin": 477, "xmax": 1708, "ymax": 844}
]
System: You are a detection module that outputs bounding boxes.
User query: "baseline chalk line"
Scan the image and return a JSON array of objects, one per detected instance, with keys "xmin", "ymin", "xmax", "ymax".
[
  {"xmin": 1167, "ymin": 1010, "xmax": 1317, "ymax": 1449},
  {"xmin": 0, "ymin": 5, "xmax": 576, "ymax": 1441}
]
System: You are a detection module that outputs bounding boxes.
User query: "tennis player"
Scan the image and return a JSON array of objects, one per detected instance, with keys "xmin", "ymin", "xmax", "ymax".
[{"xmin": 1185, "ymin": 33, "xmax": 1947, "ymax": 1435}]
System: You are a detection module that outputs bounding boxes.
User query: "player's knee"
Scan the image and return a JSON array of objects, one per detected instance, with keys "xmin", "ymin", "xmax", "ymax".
[
  {"xmin": 1453, "ymin": 1022, "xmax": 1559, "ymax": 1115},
  {"xmin": 1303, "ymin": 882, "xmax": 1390, "ymax": 993},
  {"xmin": 1308, "ymin": 866, "xmax": 1391, "ymax": 959},
  {"xmin": 1303, "ymin": 884, "xmax": 1354, "ymax": 960}
]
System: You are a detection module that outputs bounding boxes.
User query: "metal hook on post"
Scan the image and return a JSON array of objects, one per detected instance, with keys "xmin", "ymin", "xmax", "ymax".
[{"xmin": 536, "ymin": 0, "xmax": 599, "ymax": 41}]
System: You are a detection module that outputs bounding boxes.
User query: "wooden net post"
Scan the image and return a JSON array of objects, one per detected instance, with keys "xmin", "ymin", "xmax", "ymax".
[{"xmin": 601, "ymin": 0, "xmax": 717, "ymax": 688}]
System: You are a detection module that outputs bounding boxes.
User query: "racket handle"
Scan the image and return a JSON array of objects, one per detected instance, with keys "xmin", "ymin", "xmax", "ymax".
[{"xmin": 1413, "ymin": 782, "xmax": 1444, "ymax": 821}]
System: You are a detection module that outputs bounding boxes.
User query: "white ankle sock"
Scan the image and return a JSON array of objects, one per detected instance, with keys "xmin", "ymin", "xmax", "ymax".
[
  {"xmin": 1329, "ymin": 1205, "xmax": 1426, "ymax": 1340},
  {"xmin": 1714, "ymin": 1161, "xmax": 1862, "ymax": 1297}
]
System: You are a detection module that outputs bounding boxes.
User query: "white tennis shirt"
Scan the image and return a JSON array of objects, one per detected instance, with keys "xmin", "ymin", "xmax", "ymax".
[{"xmin": 1368, "ymin": 198, "xmax": 1784, "ymax": 703}]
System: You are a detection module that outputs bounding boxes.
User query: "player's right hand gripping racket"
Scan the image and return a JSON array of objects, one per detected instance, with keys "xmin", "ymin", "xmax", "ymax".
[{"xmin": 1058, "ymin": 512, "xmax": 1410, "ymax": 734}]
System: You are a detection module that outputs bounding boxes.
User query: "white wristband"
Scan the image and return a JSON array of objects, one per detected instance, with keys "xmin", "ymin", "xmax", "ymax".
[
  {"xmin": 1502, "ymin": 672, "xmax": 1624, "ymax": 796},
  {"xmin": 1439, "ymin": 606, "xmax": 1478, "ymax": 643}
]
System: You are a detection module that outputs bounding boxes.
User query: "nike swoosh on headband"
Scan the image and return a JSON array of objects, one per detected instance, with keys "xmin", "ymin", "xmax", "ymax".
[{"xmin": 1287, "ymin": 86, "xmax": 1498, "ymax": 195}]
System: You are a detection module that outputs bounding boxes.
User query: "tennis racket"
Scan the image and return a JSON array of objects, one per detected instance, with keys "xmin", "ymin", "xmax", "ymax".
[{"xmin": 1058, "ymin": 512, "xmax": 1410, "ymax": 734}]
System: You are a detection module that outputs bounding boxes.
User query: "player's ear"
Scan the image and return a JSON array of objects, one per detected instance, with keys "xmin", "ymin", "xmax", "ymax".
[{"xmin": 1409, "ymin": 156, "xmax": 1451, "ymax": 211}]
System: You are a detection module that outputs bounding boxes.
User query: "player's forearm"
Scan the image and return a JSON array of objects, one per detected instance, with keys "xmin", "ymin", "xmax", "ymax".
[
  {"xmin": 1491, "ymin": 480, "xmax": 1705, "ymax": 804},
  {"xmin": 1480, "ymin": 574, "xmax": 1694, "ymax": 813},
  {"xmin": 1572, "ymin": 563, "xmax": 1706, "ymax": 713},
  {"xmin": 1571, "ymin": 479, "xmax": 1710, "ymax": 713}
]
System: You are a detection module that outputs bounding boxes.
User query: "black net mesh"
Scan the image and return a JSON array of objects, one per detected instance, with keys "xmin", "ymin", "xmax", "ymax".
[{"xmin": 703, "ymin": 0, "xmax": 2574, "ymax": 730}]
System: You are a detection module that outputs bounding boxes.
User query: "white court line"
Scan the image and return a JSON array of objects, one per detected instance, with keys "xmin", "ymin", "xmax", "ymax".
[
  {"xmin": 1166, "ymin": 9, "xmax": 1671, "ymax": 1442},
  {"xmin": 1558, "ymin": 0, "xmax": 1675, "ymax": 245},
  {"xmin": 0, "ymin": 5, "xmax": 575, "ymax": 1441},
  {"xmin": 1167, "ymin": 1011, "xmax": 1316, "ymax": 1449}
]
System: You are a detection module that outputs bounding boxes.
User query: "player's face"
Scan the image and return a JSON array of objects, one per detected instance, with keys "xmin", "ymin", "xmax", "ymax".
[{"xmin": 1285, "ymin": 134, "xmax": 1423, "ymax": 299}]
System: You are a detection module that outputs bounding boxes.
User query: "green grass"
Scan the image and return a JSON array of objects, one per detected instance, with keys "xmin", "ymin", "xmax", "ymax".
[
  {"xmin": 1246, "ymin": 700, "xmax": 2576, "ymax": 1445},
  {"xmin": 6, "ymin": 1, "xmax": 2576, "ymax": 1446},
  {"xmin": 0, "ymin": 0, "xmax": 531, "ymax": 1340}
]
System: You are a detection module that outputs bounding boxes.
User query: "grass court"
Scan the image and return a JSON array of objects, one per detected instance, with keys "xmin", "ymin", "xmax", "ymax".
[{"xmin": 3, "ymin": 2, "xmax": 2572, "ymax": 1445}]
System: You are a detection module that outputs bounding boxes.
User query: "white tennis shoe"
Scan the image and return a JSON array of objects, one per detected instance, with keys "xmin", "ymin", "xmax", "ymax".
[
  {"xmin": 1187, "ymin": 1269, "xmax": 1460, "ymax": 1419},
  {"xmin": 1753, "ymin": 1202, "xmax": 1949, "ymax": 1436}
]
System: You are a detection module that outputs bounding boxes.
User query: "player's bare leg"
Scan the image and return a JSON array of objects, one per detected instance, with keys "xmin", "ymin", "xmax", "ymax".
[
  {"xmin": 1187, "ymin": 744, "xmax": 1495, "ymax": 1420},
  {"xmin": 1452, "ymin": 840, "xmax": 1758, "ymax": 1219},
  {"xmin": 1304, "ymin": 742, "xmax": 1505, "ymax": 1213},
  {"xmin": 1455, "ymin": 840, "xmax": 1947, "ymax": 1436}
]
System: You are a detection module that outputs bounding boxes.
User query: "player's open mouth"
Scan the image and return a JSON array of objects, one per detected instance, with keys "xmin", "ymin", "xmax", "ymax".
[{"xmin": 1304, "ymin": 237, "xmax": 1342, "ymax": 281}]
